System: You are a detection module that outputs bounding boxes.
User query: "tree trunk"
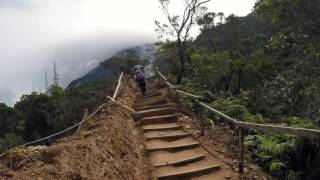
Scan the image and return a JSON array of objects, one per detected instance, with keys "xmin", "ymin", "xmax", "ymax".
[
  {"xmin": 235, "ymin": 68, "xmax": 243, "ymax": 94},
  {"xmin": 177, "ymin": 54, "xmax": 185, "ymax": 84},
  {"xmin": 176, "ymin": 39, "xmax": 185, "ymax": 84},
  {"xmin": 205, "ymin": 30, "xmax": 217, "ymax": 53},
  {"xmin": 225, "ymin": 63, "xmax": 234, "ymax": 91}
]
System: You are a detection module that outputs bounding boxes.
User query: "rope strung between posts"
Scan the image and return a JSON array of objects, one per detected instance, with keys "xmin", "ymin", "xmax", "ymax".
[
  {"xmin": 155, "ymin": 68, "xmax": 320, "ymax": 177},
  {"xmin": 0, "ymin": 104, "xmax": 106, "ymax": 158},
  {"xmin": 155, "ymin": 69, "xmax": 320, "ymax": 139},
  {"xmin": 0, "ymin": 72, "xmax": 125, "ymax": 159},
  {"xmin": 106, "ymin": 96, "xmax": 135, "ymax": 113}
]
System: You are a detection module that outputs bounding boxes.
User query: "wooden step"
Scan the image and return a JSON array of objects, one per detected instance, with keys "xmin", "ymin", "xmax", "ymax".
[
  {"xmin": 142, "ymin": 123, "xmax": 182, "ymax": 132},
  {"xmin": 146, "ymin": 142, "xmax": 199, "ymax": 151},
  {"xmin": 138, "ymin": 114, "xmax": 179, "ymax": 125},
  {"xmin": 136, "ymin": 94, "xmax": 164, "ymax": 102},
  {"xmin": 133, "ymin": 107, "xmax": 175, "ymax": 119},
  {"xmin": 140, "ymin": 114, "xmax": 179, "ymax": 121},
  {"xmin": 157, "ymin": 164, "xmax": 220, "ymax": 179},
  {"xmin": 136, "ymin": 89, "xmax": 160, "ymax": 96},
  {"xmin": 154, "ymin": 154, "xmax": 207, "ymax": 167},
  {"xmin": 144, "ymin": 129, "xmax": 186, "ymax": 139},
  {"xmin": 136, "ymin": 91, "xmax": 162, "ymax": 99},
  {"xmin": 145, "ymin": 132, "xmax": 192, "ymax": 140},
  {"xmin": 146, "ymin": 89, "xmax": 160, "ymax": 93},
  {"xmin": 149, "ymin": 147, "xmax": 207, "ymax": 167},
  {"xmin": 135, "ymin": 103, "xmax": 172, "ymax": 111},
  {"xmin": 146, "ymin": 137, "xmax": 198, "ymax": 151},
  {"xmin": 135, "ymin": 96, "xmax": 167, "ymax": 108}
]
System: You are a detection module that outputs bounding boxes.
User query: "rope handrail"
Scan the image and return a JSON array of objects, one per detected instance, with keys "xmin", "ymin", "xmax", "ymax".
[
  {"xmin": 156, "ymin": 68, "xmax": 175, "ymax": 89},
  {"xmin": 176, "ymin": 90, "xmax": 202, "ymax": 99},
  {"xmin": 156, "ymin": 69, "xmax": 320, "ymax": 139},
  {"xmin": 156, "ymin": 69, "xmax": 202, "ymax": 99},
  {"xmin": 106, "ymin": 96, "xmax": 135, "ymax": 113},
  {"xmin": 0, "ymin": 72, "xmax": 125, "ymax": 158}
]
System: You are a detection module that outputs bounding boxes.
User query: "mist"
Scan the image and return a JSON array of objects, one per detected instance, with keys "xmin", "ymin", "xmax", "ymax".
[
  {"xmin": 0, "ymin": 0, "xmax": 156, "ymax": 106},
  {"xmin": 0, "ymin": 0, "xmax": 255, "ymax": 106}
]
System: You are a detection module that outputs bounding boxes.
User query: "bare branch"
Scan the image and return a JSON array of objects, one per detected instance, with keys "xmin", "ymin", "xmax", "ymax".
[{"xmin": 156, "ymin": 0, "xmax": 210, "ymax": 83}]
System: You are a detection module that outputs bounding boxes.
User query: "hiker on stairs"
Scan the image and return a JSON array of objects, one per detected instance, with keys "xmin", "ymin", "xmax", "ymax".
[{"xmin": 132, "ymin": 65, "xmax": 147, "ymax": 96}]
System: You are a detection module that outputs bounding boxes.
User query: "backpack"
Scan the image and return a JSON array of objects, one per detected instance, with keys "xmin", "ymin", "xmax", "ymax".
[{"xmin": 134, "ymin": 69, "xmax": 145, "ymax": 80}]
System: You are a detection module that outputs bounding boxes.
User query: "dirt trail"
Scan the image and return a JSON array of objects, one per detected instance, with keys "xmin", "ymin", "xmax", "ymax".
[
  {"xmin": 0, "ymin": 76, "xmax": 149, "ymax": 180},
  {"xmin": 0, "ymin": 77, "xmax": 269, "ymax": 180}
]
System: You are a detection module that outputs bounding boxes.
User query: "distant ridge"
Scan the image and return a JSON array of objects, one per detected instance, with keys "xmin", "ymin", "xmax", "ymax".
[{"xmin": 68, "ymin": 44, "xmax": 158, "ymax": 88}]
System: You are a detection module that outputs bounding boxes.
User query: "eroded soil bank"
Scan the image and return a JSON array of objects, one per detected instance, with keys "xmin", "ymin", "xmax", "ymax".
[{"xmin": 0, "ymin": 76, "xmax": 149, "ymax": 180}]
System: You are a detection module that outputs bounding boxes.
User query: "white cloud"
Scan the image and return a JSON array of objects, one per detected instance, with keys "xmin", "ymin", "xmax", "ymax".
[{"xmin": 0, "ymin": 0, "xmax": 255, "ymax": 106}]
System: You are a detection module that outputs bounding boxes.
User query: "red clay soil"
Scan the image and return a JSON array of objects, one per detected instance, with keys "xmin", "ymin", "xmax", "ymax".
[{"xmin": 0, "ymin": 76, "xmax": 150, "ymax": 180}]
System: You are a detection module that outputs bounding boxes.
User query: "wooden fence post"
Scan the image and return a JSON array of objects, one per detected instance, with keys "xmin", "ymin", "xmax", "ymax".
[
  {"xmin": 175, "ymin": 91, "xmax": 181, "ymax": 112},
  {"xmin": 239, "ymin": 128, "xmax": 244, "ymax": 178},
  {"xmin": 77, "ymin": 109, "xmax": 88, "ymax": 133},
  {"xmin": 195, "ymin": 101, "xmax": 205, "ymax": 136}
]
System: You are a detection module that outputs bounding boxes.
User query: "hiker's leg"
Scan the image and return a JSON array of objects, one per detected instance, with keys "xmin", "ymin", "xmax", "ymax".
[
  {"xmin": 141, "ymin": 80, "xmax": 146, "ymax": 95},
  {"xmin": 139, "ymin": 80, "xmax": 145, "ymax": 95}
]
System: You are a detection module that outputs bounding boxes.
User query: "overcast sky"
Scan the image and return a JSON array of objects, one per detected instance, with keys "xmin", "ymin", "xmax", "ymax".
[{"xmin": 0, "ymin": 0, "xmax": 256, "ymax": 106}]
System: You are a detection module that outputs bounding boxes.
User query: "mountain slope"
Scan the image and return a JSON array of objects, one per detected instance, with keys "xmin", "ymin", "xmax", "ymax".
[{"xmin": 68, "ymin": 44, "xmax": 158, "ymax": 88}]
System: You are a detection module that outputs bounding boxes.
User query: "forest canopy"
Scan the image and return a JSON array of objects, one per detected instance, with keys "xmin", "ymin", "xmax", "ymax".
[{"xmin": 155, "ymin": 0, "xmax": 320, "ymax": 179}]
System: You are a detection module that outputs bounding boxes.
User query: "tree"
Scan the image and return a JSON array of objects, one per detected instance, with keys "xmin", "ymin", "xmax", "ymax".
[
  {"xmin": 196, "ymin": 12, "xmax": 225, "ymax": 52},
  {"xmin": 254, "ymin": 0, "xmax": 320, "ymax": 37},
  {"xmin": 155, "ymin": 0, "xmax": 210, "ymax": 84},
  {"xmin": 49, "ymin": 84, "xmax": 65, "ymax": 97}
]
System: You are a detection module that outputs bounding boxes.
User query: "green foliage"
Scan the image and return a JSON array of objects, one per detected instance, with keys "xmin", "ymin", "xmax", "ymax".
[
  {"xmin": 245, "ymin": 134, "xmax": 297, "ymax": 178},
  {"xmin": 49, "ymin": 84, "xmax": 65, "ymax": 97},
  {"xmin": 269, "ymin": 161, "xmax": 286, "ymax": 175},
  {"xmin": 0, "ymin": 78, "xmax": 113, "ymax": 151},
  {"xmin": 254, "ymin": 0, "xmax": 320, "ymax": 36},
  {"xmin": 0, "ymin": 133, "xmax": 24, "ymax": 150},
  {"xmin": 157, "ymin": 0, "xmax": 320, "ymax": 178}
]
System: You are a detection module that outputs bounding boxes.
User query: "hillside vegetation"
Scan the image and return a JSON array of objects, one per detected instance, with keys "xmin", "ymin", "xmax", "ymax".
[
  {"xmin": 0, "ymin": 51, "xmax": 145, "ymax": 153},
  {"xmin": 155, "ymin": 0, "xmax": 320, "ymax": 179}
]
